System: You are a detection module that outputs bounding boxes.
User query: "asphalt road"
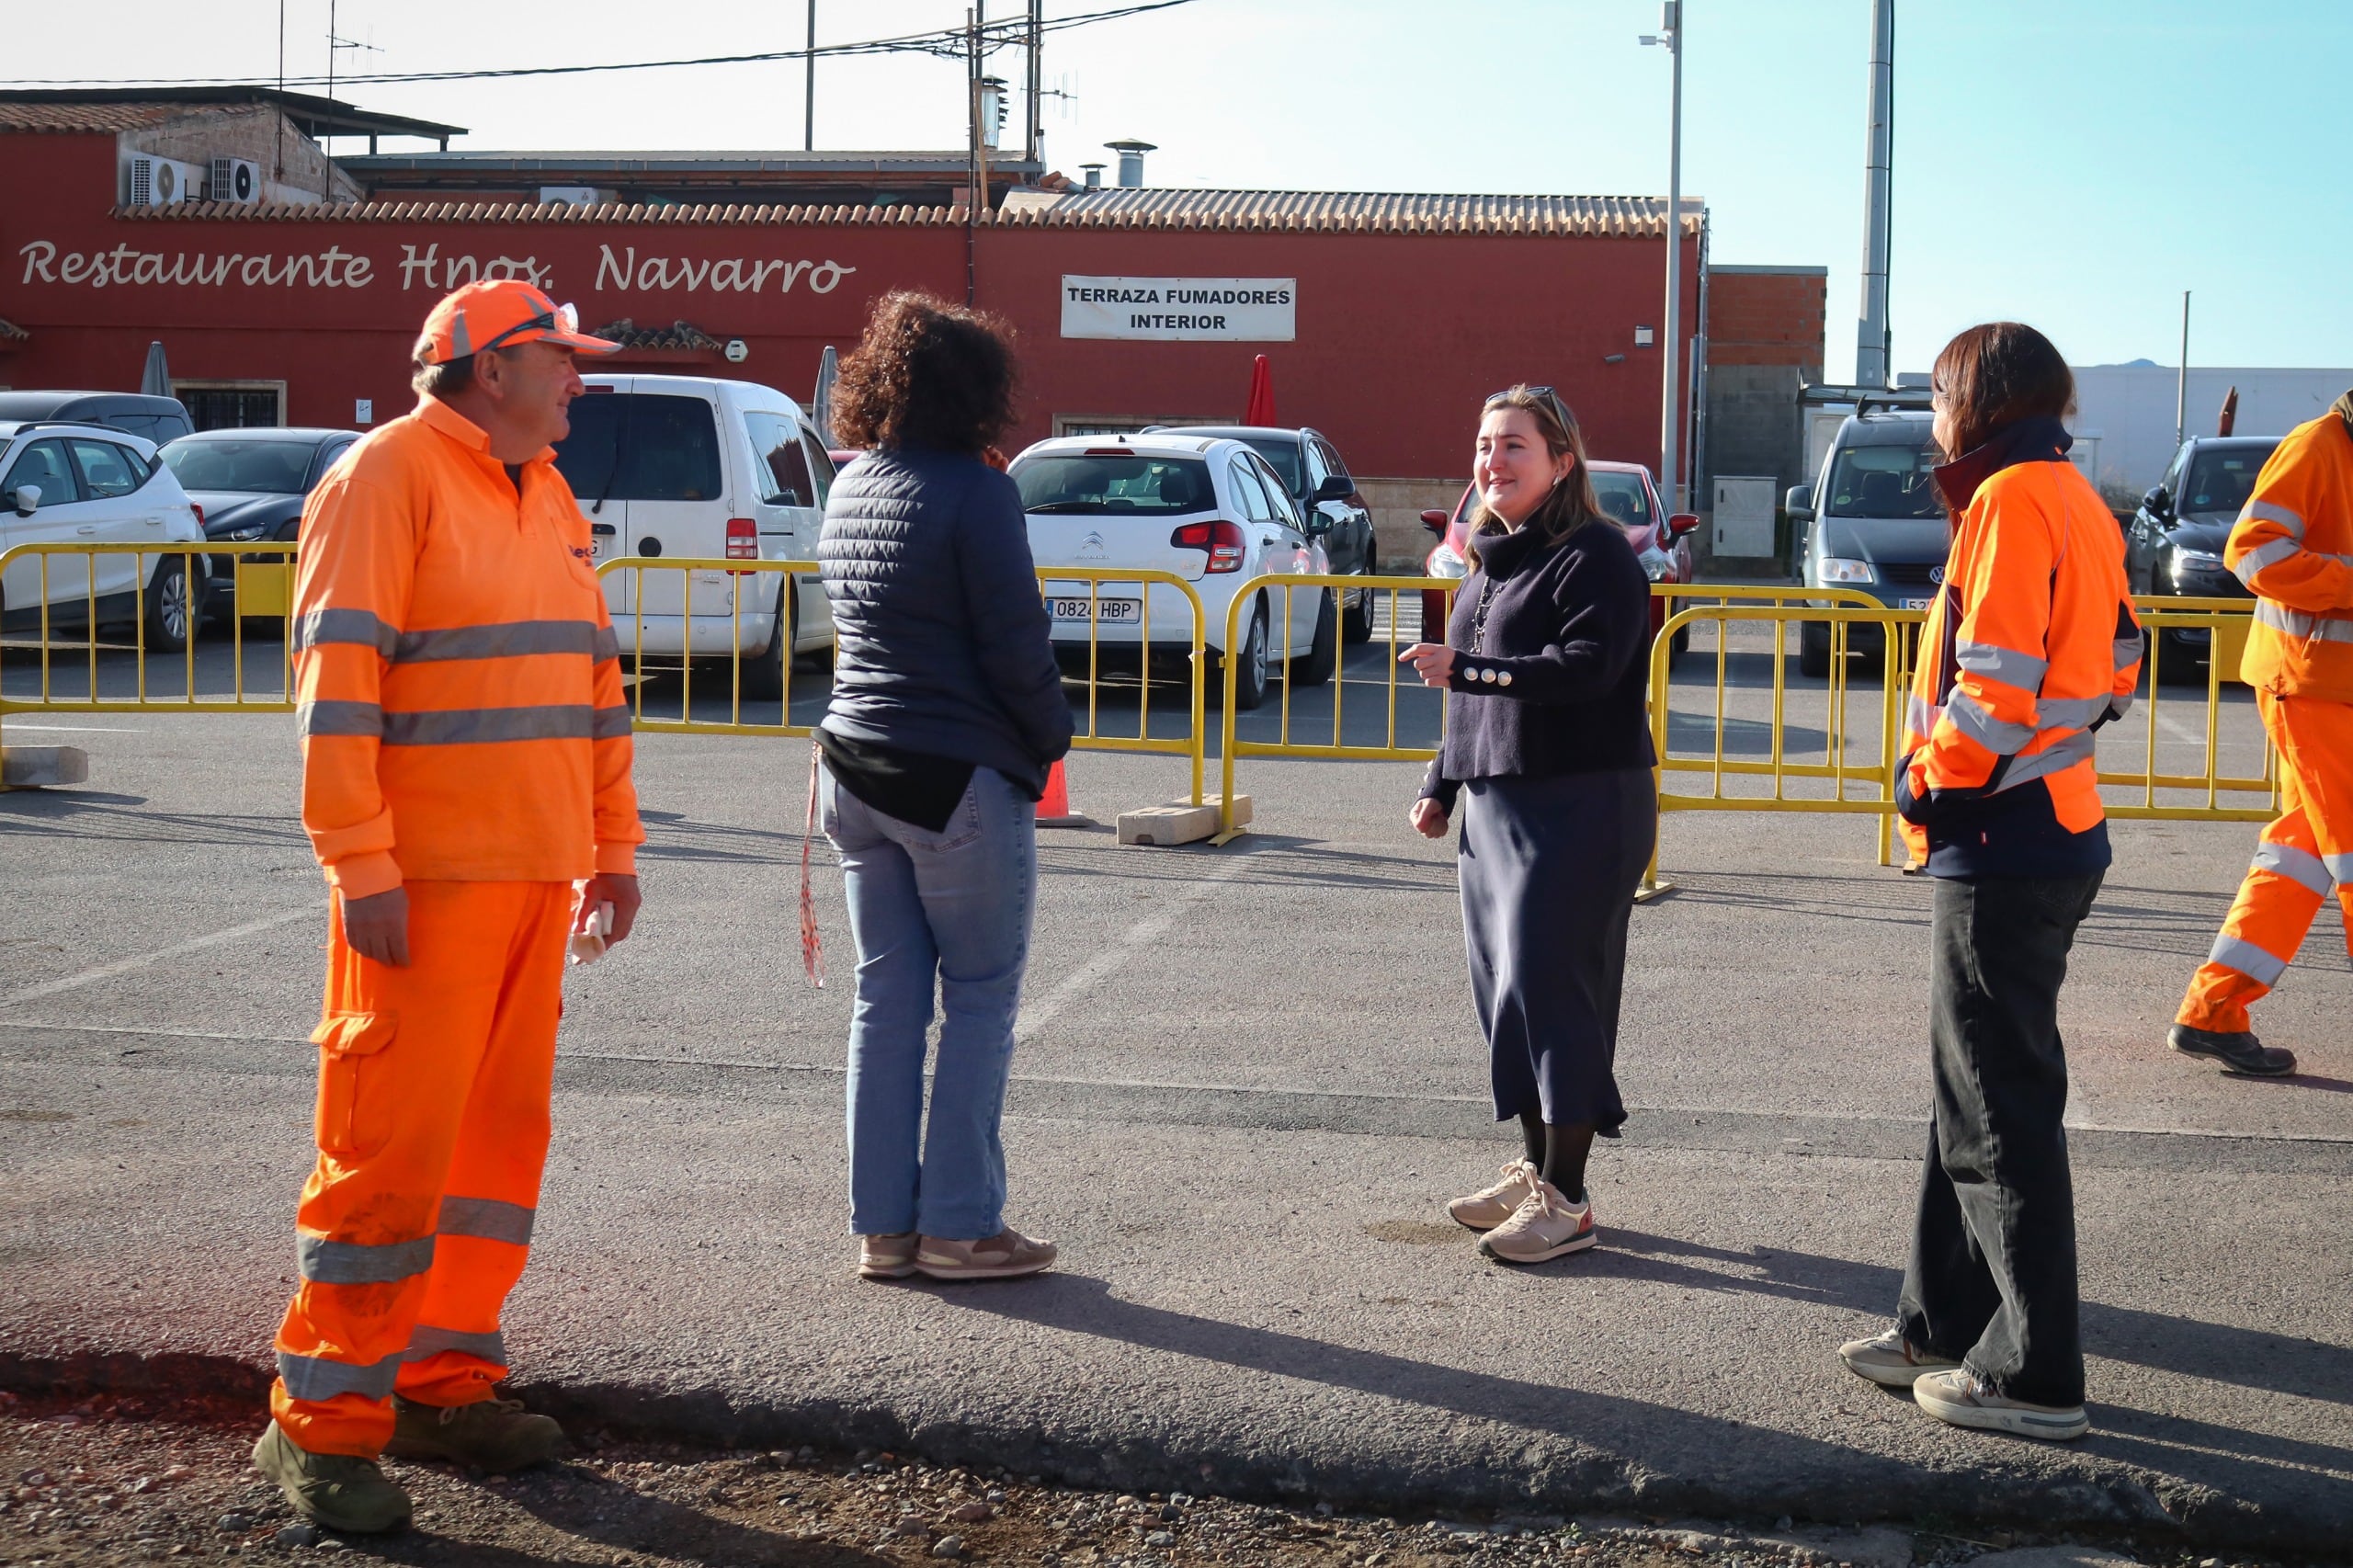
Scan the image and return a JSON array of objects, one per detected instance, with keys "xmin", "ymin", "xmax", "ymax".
[{"xmin": 1, "ymin": 622, "xmax": 2346, "ymax": 1552}]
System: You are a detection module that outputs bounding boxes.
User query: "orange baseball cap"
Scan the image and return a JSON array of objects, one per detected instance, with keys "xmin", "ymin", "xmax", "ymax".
[{"xmin": 415, "ymin": 279, "xmax": 620, "ymax": 365}]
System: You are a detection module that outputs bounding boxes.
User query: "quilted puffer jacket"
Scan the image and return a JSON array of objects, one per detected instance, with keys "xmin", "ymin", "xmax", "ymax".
[{"xmin": 817, "ymin": 445, "xmax": 1072, "ymax": 794}]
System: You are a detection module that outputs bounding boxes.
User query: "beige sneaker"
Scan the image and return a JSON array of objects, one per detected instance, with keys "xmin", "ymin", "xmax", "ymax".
[
  {"xmin": 1838, "ymin": 1328, "xmax": 1962, "ymax": 1388},
  {"xmin": 859, "ymin": 1233, "xmax": 918, "ymax": 1279},
  {"xmin": 1913, "ymin": 1369, "xmax": 2088, "ymax": 1441},
  {"xmin": 915, "ymin": 1227, "xmax": 1058, "ymax": 1281},
  {"xmin": 1477, "ymin": 1177, "xmax": 1597, "ymax": 1264},
  {"xmin": 1448, "ymin": 1159, "xmax": 1540, "ymax": 1232}
]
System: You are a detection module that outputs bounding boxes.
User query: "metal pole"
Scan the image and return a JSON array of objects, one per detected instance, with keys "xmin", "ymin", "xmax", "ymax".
[
  {"xmin": 1856, "ymin": 0, "xmax": 1893, "ymax": 385},
  {"xmin": 965, "ymin": 9, "xmax": 980, "ymax": 305},
  {"xmin": 1659, "ymin": 2, "xmax": 1685, "ymax": 510},
  {"xmin": 805, "ymin": 0, "xmax": 816, "ymax": 151},
  {"xmin": 1025, "ymin": 0, "xmax": 1043, "ymax": 165},
  {"xmin": 2177, "ymin": 290, "xmax": 2191, "ymax": 447}
]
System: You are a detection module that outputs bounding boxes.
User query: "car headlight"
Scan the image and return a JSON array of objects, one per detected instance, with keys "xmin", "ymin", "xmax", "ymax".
[
  {"xmin": 1816, "ymin": 557, "xmax": 1876, "ymax": 585},
  {"xmin": 223, "ymin": 524, "xmax": 267, "ymax": 540},
  {"xmin": 2168, "ymin": 547, "xmax": 2225, "ymax": 585},
  {"xmin": 1427, "ymin": 544, "xmax": 1466, "ymax": 580},
  {"xmin": 1638, "ymin": 547, "xmax": 1674, "ymax": 583}
]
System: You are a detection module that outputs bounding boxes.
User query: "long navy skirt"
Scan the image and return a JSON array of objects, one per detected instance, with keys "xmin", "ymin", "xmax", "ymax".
[{"xmin": 1458, "ymin": 767, "xmax": 1657, "ymax": 1130}]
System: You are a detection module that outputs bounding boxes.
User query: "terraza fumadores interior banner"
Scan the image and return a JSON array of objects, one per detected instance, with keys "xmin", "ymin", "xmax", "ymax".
[{"xmin": 1059, "ymin": 276, "xmax": 1296, "ymax": 342}]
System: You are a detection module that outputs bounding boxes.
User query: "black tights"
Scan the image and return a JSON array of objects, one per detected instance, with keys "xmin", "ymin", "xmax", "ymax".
[{"xmin": 1519, "ymin": 1111, "xmax": 1596, "ymax": 1204}]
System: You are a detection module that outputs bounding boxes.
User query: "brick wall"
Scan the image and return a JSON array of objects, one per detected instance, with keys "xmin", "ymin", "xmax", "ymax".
[{"xmin": 1699, "ymin": 267, "xmax": 1824, "ymax": 574}]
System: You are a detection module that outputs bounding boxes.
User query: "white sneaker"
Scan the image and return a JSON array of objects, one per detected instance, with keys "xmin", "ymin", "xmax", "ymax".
[
  {"xmin": 1447, "ymin": 1160, "xmax": 1540, "ymax": 1232},
  {"xmin": 1477, "ymin": 1176, "xmax": 1597, "ymax": 1264},
  {"xmin": 1837, "ymin": 1328, "xmax": 1962, "ymax": 1388},
  {"xmin": 1913, "ymin": 1369, "xmax": 2089, "ymax": 1441}
]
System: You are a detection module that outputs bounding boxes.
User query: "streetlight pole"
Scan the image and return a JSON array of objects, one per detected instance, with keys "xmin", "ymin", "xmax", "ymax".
[{"xmin": 1642, "ymin": 4, "xmax": 1686, "ymax": 509}]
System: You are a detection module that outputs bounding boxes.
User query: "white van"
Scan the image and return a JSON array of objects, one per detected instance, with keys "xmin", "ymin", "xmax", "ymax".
[{"xmin": 553, "ymin": 375, "xmax": 836, "ymax": 698}]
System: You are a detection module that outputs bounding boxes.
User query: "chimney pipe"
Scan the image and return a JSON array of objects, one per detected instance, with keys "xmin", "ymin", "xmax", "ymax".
[
  {"xmin": 1080, "ymin": 162, "xmax": 1104, "ymax": 189},
  {"xmin": 1105, "ymin": 138, "xmax": 1155, "ymax": 187},
  {"xmin": 1855, "ymin": 0, "xmax": 1893, "ymax": 387}
]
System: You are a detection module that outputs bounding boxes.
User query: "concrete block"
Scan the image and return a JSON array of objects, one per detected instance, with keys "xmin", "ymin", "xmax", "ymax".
[
  {"xmin": 1115, "ymin": 794, "xmax": 1250, "ymax": 846},
  {"xmin": 0, "ymin": 745, "xmax": 89, "ymax": 789}
]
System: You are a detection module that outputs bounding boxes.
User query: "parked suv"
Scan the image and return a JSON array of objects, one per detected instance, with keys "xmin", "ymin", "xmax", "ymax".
[
  {"xmin": 1008, "ymin": 432, "xmax": 1334, "ymax": 710},
  {"xmin": 1153, "ymin": 425, "xmax": 1380, "ymax": 642},
  {"xmin": 552, "ymin": 375, "xmax": 836, "ymax": 699},
  {"xmin": 0, "ymin": 420, "xmax": 207, "ymax": 651},
  {"xmin": 0, "ymin": 392, "xmax": 193, "ymax": 447},
  {"xmin": 1786, "ymin": 410, "xmax": 1946, "ymax": 676},
  {"xmin": 2126, "ymin": 434, "xmax": 2279, "ymax": 682}
]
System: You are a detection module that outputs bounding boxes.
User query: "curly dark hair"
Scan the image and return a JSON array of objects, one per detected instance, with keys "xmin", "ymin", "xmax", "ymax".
[{"xmin": 830, "ymin": 291, "xmax": 1019, "ymax": 457}]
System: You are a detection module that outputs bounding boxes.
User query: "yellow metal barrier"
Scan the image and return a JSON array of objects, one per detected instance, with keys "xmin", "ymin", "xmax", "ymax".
[
  {"xmin": 1034, "ymin": 565, "xmax": 1209, "ymax": 806},
  {"xmin": 2107, "ymin": 597, "xmax": 2279, "ymax": 823}
]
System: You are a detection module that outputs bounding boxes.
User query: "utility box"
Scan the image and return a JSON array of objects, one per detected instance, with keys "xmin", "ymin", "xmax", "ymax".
[{"xmin": 1711, "ymin": 476, "xmax": 1779, "ymax": 558}]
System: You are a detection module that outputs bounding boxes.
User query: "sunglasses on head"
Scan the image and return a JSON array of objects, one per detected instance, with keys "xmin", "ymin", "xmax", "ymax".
[
  {"xmin": 476, "ymin": 301, "xmax": 580, "ymax": 355},
  {"xmin": 1484, "ymin": 384, "xmax": 1573, "ymax": 426}
]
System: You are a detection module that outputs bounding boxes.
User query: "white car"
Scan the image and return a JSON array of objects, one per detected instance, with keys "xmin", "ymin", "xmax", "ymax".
[
  {"xmin": 0, "ymin": 419, "xmax": 207, "ymax": 652},
  {"xmin": 1008, "ymin": 432, "xmax": 1336, "ymax": 709},
  {"xmin": 552, "ymin": 374, "xmax": 837, "ymax": 699}
]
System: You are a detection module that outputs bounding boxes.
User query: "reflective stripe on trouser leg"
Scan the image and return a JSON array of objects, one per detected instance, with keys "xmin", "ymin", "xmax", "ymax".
[
  {"xmin": 271, "ymin": 881, "xmax": 568, "ymax": 1456},
  {"xmin": 395, "ymin": 883, "xmax": 568, "ymax": 1409}
]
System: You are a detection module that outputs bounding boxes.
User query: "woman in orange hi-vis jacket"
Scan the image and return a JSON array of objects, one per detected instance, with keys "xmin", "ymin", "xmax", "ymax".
[
  {"xmin": 2170, "ymin": 392, "xmax": 2353, "ymax": 1077},
  {"xmin": 251, "ymin": 280, "xmax": 643, "ymax": 1535},
  {"xmin": 1836, "ymin": 324, "xmax": 2143, "ymax": 1445}
]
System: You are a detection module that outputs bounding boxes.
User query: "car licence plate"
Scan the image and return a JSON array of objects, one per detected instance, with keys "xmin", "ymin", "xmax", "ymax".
[
  {"xmin": 1903, "ymin": 597, "xmax": 1934, "ymax": 611},
  {"xmin": 1049, "ymin": 597, "xmax": 1141, "ymax": 623}
]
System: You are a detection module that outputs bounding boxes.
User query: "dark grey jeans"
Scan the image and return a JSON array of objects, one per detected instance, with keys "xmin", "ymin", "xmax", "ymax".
[{"xmin": 1897, "ymin": 870, "xmax": 2103, "ymax": 1409}]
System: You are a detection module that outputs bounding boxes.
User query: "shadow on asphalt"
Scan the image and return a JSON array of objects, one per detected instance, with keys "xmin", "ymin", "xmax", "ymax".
[{"xmin": 466, "ymin": 1459, "xmax": 891, "ymax": 1568}]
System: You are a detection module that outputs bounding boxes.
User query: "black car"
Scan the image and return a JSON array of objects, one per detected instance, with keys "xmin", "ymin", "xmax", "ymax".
[
  {"xmin": 1152, "ymin": 424, "xmax": 1381, "ymax": 642},
  {"xmin": 0, "ymin": 390, "xmax": 194, "ymax": 446},
  {"xmin": 158, "ymin": 427, "xmax": 360, "ymax": 608},
  {"xmin": 2125, "ymin": 435, "xmax": 2279, "ymax": 681}
]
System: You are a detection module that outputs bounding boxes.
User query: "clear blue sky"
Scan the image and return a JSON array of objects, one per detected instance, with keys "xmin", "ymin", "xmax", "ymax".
[{"xmin": 13, "ymin": 1, "xmax": 2348, "ymax": 374}]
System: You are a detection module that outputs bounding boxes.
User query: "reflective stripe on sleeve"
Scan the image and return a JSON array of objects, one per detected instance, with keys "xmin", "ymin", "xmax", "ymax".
[
  {"xmin": 2034, "ymin": 695, "xmax": 2112, "ymax": 731},
  {"xmin": 403, "ymin": 1325, "xmax": 508, "ymax": 1366},
  {"xmin": 1987, "ymin": 729, "xmax": 2096, "ymax": 793},
  {"xmin": 592, "ymin": 626, "xmax": 620, "ymax": 664},
  {"xmin": 438, "ymin": 1196, "xmax": 536, "ymax": 1246},
  {"xmin": 277, "ymin": 1348, "xmax": 402, "ymax": 1403},
  {"xmin": 1905, "ymin": 695, "xmax": 1943, "ymax": 738},
  {"xmin": 2253, "ymin": 602, "xmax": 2353, "ymax": 643},
  {"xmin": 1943, "ymin": 691, "xmax": 2037, "ymax": 755},
  {"xmin": 298, "ymin": 699, "xmax": 385, "ymax": 738},
  {"xmin": 2207, "ymin": 932, "xmax": 2289, "ymax": 987},
  {"xmin": 1956, "ymin": 639, "xmax": 2049, "ymax": 689},
  {"xmin": 392, "ymin": 620, "xmax": 603, "ymax": 665},
  {"xmin": 2114, "ymin": 630, "xmax": 2146, "ymax": 671},
  {"xmin": 591, "ymin": 704, "xmax": 634, "ymax": 740},
  {"xmin": 2253, "ymin": 840, "xmax": 2336, "ymax": 898},
  {"xmin": 2324, "ymin": 849, "xmax": 2353, "ymax": 884},
  {"xmin": 380, "ymin": 706, "xmax": 597, "ymax": 745},
  {"xmin": 296, "ymin": 1232, "xmax": 436, "ymax": 1285},
  {"xmin": 2234, "ymin": 538, "xmax": 2302, "ymax": 585},
  {"xmin": 294, "ymin": 608, "xmax": 399, "ymax": 658},
  {"xmin": 2240, "ymin": 499, "xmax": 2305, "ymax": 540}
]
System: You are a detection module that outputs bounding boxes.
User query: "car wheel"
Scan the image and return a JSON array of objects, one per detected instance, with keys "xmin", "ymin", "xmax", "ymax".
[
  {"xmin": 1670, "ymin": 621, "xmax": 1692, "ymax": 661},
  {"xmin": 142, "ymin": 552, "xmax": 203, "ymax": 653},
  {"xmin": 737, "ymin": 579, "xmax": 793, "ymax": 701},
  {"xmin": 1229, "ymin": 598, "xmax": 1272, "ymax": 710},
  {"xmin": 1341, "ymin": 552, "xmax": 1377, "ymax": 644},
  {"xmin": 1294, "ymin": 589, "xmax": 1338, "ymax": 687},
  {"xmin": 1797, "ymin": 619, "xmax": 1832, "ymax": 679}
]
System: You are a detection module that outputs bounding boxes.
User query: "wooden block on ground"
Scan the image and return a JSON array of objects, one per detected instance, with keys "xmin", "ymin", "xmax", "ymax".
[
  {"xmin": 1115, "ymin": 794, "xmax": 1251, "ymax": 846},
  {"xmin": 0, "ymin": 745, "xmax": 90, "ymax": 789}
]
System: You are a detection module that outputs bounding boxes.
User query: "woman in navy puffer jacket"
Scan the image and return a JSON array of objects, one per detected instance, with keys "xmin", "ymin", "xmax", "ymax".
[{"xmin": 816, "ymin": 291, "xmax": 1072, "ymax": 1284}]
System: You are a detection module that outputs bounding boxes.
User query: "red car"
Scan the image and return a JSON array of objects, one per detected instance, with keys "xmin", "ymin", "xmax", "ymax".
[{"xmin": 1418, "ymin": 460, "xmax": 1698, "ymax": 654}]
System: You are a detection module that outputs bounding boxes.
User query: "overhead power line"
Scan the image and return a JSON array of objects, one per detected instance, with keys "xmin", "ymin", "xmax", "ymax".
[{"xmin": 0, "ymin": 0, "xmax": 1199, "ymax": 90}]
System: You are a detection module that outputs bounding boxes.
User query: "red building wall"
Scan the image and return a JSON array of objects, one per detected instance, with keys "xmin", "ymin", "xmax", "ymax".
[{"xmin": 1, "ymin": 130, "xmax": 1701, "ymax": 483}]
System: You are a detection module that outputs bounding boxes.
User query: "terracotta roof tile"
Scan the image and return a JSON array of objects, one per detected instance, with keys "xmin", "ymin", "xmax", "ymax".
[{"xmin": 0, "ymin": 101, "xmax": 199, "ymax": 133}]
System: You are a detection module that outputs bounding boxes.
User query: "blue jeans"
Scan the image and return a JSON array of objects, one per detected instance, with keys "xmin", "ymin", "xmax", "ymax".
[{"xmin": 821, "ymin": 763, "xmax": 1037, "ymax": 1240}]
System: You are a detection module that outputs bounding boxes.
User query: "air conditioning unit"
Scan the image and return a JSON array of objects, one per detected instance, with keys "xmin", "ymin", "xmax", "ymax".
[
  {"xmin": 538, "ymin": 185, "xmax": 600, "ymax": 208},
  {"xmin": 128, "ymin": 154, "xmax": 207, "ymax": 208},
  {"xmin": 209, "ymin": 157, "xmax": 262, "ymax": 204}
]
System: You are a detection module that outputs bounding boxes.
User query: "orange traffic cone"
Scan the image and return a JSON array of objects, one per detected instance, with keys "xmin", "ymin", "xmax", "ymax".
[{"xmin": 1037, "ymin": 759, "xmax": 1086, "ymax": 827}]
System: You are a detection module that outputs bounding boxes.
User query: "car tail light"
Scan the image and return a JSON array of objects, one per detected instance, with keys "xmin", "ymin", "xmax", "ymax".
[
  {"xmin": 189, "ymin": 503, "xmax": 204, "ymax": 527},
  {"xmin": 1170, "ymin": 518, "xmax": 1247, "ymax": 574},
  {"xmin": 724, "ymin": 518, "xmax": 758, "ymax": 560}
]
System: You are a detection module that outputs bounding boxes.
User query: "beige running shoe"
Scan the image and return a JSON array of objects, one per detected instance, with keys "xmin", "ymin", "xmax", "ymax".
[
  {"xmin": 1837, "ymin": 1328, "xmax": 1963, "ymax": 1388},
  {"xmin": 859, "ymin": 1233, "xmax": 919, "ymax": 1279},
  {"xmin": 915, "ymin": 1227, "xmax": 1058, "ymax": 1281},
  {"xmin": 1448, "ymin": 1159, "xmax": 1540, "ymax": 1232},
  {"xmin": 1477, "ymin": 1177, "xmax": 1597, "ymax": 1264},
  {"xmin": 1913, "ymin": 1369, "xmax": 2089, "ymax": 1441}
]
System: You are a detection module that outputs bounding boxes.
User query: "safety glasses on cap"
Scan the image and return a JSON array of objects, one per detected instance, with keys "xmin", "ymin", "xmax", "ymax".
[{"xmin": 477, "ymin": 301, "xmax": 582, "ymax": 355}]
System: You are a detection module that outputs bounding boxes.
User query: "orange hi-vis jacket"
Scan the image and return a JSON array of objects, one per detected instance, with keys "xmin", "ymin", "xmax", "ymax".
[
  {"xmin": 292, "ymin": 396, "xmax": 643, "ymax": 897},
  {"xmin": 1899, "ymin": 421, "xmax": 2143, "ymax": 876},
  {"xmin": 2228, "ymin": 405, "xmax": 2353, "ymax": 703}
]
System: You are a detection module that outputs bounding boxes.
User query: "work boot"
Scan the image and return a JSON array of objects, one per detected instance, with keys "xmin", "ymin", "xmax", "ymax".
[
  {"xmin": 1912, "ymin": 1369, "xmax": 2088, "ymax": 1441},
  {"xmin": 1477, "ymin": 1177, "xmax": 1597, "ymax": 1265},
  {"xmin": 2169, "ymin": 1023, "xmax": 2297, "ymax": 1077},
  {"xmin": 252, "ymin": 1421, "xmax": 413, "ymax": 1534},
  {"xmin": 386, "ymin": 1395, "xmax": 564, "ymax": 1472},
  {"xmin": 1448, "ymin": 1159, "xmax": 1540, "ymax": 1233}
]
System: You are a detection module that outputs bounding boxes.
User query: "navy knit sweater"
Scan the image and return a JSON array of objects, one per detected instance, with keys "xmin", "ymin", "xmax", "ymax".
[{"xmin": 1418, "ymin": 517, "xmax": 1657, "ymax": 812}]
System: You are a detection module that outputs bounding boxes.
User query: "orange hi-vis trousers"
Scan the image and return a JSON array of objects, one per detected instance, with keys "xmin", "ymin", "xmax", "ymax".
[
  {"xmin": 270, "ymin": 881, "xmax": 572, "ymax": 1457},
  {"xmin": 2178, "ymin": 692, "xmax": 2353, "ymax": 1035}
]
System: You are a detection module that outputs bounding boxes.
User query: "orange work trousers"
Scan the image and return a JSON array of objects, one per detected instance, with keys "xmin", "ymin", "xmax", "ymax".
[
  {"xmin": 2177, "ymin": 691, "xmax": 2353, "ymax": 1035},
  {"xmin": 270, "ymin": 880, "xmax": 572, "ymax": 1457}
]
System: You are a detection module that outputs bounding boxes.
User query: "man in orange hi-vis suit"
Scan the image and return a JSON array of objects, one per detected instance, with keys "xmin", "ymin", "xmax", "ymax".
[
  {"xmin": 2171, "ymin": 393, "xmax": 2353, "ymax": 1078},
  {"xmin": 252, "ymin": 280, "xmax": 642, "ymax": 1534}
]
